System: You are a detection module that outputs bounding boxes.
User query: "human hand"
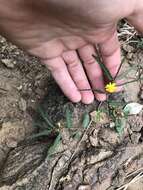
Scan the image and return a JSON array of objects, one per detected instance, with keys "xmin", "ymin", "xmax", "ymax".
[{"xmin": 0, "ymin": 0, "xmax": 141, "ymax": 104}]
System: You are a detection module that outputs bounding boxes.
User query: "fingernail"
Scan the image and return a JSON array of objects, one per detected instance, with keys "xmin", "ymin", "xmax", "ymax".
[
  {"xmin": 71, "ymin": 92, "xmax": 81, "ymax": 103},
  {"xmin": 82, "ymin": 93, "xmax": 94, "ymax": 104},
  {"xmin": 96, "ymin": 94, "xmax": 106, "ymax": 102}
]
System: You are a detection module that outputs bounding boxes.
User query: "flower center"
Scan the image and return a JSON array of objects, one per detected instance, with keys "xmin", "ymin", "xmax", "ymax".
[{"xmin": 105, "ymin": 82, "xmax": 117, "ymax": 93}]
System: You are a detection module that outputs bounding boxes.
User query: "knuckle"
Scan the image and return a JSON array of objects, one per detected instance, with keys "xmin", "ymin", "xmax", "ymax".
[
  {"xmin": 45, "ymin": 61, "xmax": 61, "ymax": 73},
  {"xmin": 94, "ymin": 71, "xmax": 103, "ymax": 78},
  {"xmin": 83, "ymin": 57, "xmax": 95, "ymax": 65},
  {"xmin": 67, "ymin": 56, "xmax": 77, "ymax": 64},
  {"xmin": 64, "ymin": 54, "xmax": 79, "ymax": 68},
  {"xmin": 68, "ymin": 60, "xmax": 79, "ymax": 69}
]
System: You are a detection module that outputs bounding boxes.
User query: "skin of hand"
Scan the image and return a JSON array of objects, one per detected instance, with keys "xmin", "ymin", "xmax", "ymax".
[{"xmin": 0, "ymin": 0, "xmax": 142, "ymax": 104}]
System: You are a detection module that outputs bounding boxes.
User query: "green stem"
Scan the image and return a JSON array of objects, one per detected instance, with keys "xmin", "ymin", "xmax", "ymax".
[
  {"xmin": 117, "ymin": 79, "xmax": 139, "ymax": 86},
  {"xmin": 79, "ymin": 88, "xmax": 105, "ymax": 94}
]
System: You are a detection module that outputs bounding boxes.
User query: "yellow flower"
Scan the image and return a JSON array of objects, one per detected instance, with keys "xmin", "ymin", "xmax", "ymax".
[{"xmin": 105, "ymin": 82, "xmax": 117, "ymax": 93}]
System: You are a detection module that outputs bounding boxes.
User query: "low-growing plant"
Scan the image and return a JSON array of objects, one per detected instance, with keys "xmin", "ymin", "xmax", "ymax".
[
  {"xmin": 30, "ymin": 105, "xmax": 90, "ymax": 158},
  {"xmin": 30, "ymin": 47, "xmax": 143, "ymax": 156},
  {"xmin": 80, "ymin": 46, "xmax": 143, "ymax": 134}
]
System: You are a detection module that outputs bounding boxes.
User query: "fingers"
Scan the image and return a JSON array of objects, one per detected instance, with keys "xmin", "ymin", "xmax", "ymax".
[
  {"xmin": 99, "ymin": 31, "xmax": 121, "ymax": 79},
  {"xmin": 78, "ymin": 45, "xmax": 106, "ymax": 101},
  {"xmin": 63, "ymin": 50, "xmax": 94, "ymax": 104},
  {"xmin": 43, "ymin": 57, "xmax": 81, "ymax": 103},
  {"xmin": 43, "ymin": 31, "xmax": 122, "ymax": 104}
]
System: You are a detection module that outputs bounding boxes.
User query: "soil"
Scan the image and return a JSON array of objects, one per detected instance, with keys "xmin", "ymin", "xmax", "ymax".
[{"xmin": 0, "ymin": 35, "xmax": 142, "ymax": 190}]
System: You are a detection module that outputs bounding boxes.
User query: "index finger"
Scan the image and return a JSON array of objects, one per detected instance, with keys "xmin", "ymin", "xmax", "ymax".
[{"xmin": 43, "ymin": 57, "xmax": 81, "ymax": 103}]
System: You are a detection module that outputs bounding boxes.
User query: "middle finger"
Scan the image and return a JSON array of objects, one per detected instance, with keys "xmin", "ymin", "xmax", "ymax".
[{"xmin": 78, "ymin": 44, "xmax": 106, "ymax": 101}]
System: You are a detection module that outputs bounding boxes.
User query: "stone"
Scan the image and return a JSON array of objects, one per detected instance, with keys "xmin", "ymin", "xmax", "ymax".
[
  {"xmin": 78, "ymin": 185, "xmax": 91, "ymax": 190},
  {"xmin": 128, "ymin": 178, "xmax": 143, "ymax": 190},
  {"xmin": 19, "ymin": 98, "xmax": 27, "ymax": 111},
  {"xmin": 1, "ymin": 59, "xmax": 15, "ymax": 68}
]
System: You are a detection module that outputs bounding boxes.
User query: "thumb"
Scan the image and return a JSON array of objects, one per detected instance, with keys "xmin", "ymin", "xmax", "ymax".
[{"xmin": 127, "ymin": 11, "xmax": 143, "ymax": 33}]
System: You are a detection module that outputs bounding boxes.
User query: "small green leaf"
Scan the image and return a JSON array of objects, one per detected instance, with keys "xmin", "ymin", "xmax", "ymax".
[
  {"xmin": 93, "ymin": 111, "xmax": 102, "ymax": 123},
  {"xmin": 66, "ymin": 107, "xmax": 72, "ymax": 129},
  {"xmin": 91, "ymin": 110, "xmax": 110, "ymax": 124},
  {"xmin": 47, "ymin": 133, "xmax": 61, "ymax": 158},
  {"xmin": 74, "ymin": 132, "xmax": 82, "ymax": 140},
  {"xmin": 107, "ymin": 100, "xmax": 122, "ymax": 108},
  {"xmin": 38, "ymin": 107, "xmax": 55, "ymax": 128},
  {"xmin": 32, "ymin": 122, "xmax": 42, "ymax": 128},
  {"xmin": 96, "ymin": 111, "xmax": 101, "ymax": 122},
  {"xmin": 82, "ymin": 113, "xmax": 90, "ymax": 129},
  {"xmin": 115, "ymin": 118, "xmax": 126, "ymax": 135},
  {"xmin": 29, "ymin": 130, "xmax": 52, "ymax": 139}
]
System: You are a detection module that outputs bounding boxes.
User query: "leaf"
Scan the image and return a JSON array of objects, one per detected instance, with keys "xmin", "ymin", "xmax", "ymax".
[
  {"xmin": 82, "ymin": 113, "xmax": 90, "ymax": 129},
  {"xmin": 38, "ymin": 107, "xmax": 55, "ymax": 128},
  {"xmin": 90, "ymin": 110, "xmax": 109, "ymax": 125},
  {"xmin": 66, "ymin": 107, "xmax": 72, "ymax": 129},
  {"xmin": 47, "ymin": 133, "xmax": 61, "ymax": 158},
  {"xmin": 32, "ymin": 122, "xmax": 42, "ymax": 128},
  {"xmin": 73, "ymin": 132, "xmax": 82, "ymax": 140},
  {"xmin": 29, "ymin": 130, "xmax": 52, "ymax": 139},
  {"xmin": 107, "ymin": 100, "xmax": 123, "ymax": 108},
  {"xmin": 123, "ymin": 103, "xmax": 143, "ymax": 115},
  {"xmin": 93, "ymin": 54, "xmax": 113, "ymax": 81},
  {"xmin": 90, "ymin": 110, "xmax": 101, "ymax": 123},
  {"xmin": 115, "ymin": 118, "xmax": 126, "ymax": 135}
]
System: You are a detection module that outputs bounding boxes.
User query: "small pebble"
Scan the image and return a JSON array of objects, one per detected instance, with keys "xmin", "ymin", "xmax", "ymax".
[
  {"xmin": 1, "ymin": 59, "xmax": 15, "ymax": 68},
  {"xmin": 78, "ymin": 185, "xmax": 91, "ymax": 190},
  {"xmin": 19, "ymin": 98, "xmax": 27, "ymax": 111}
]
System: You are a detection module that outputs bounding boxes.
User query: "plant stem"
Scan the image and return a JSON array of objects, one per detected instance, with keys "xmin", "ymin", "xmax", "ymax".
[
  {"xmin": 114, "ymin": 57, "xmax": 125, "ymax": 80},
  {"xmin": 79, "ymin": 88, "xmax": 105, "ymax": 94},
  {"xmin": 117, "ymin": 79, "xmax": 139, "ymax": 86}
]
